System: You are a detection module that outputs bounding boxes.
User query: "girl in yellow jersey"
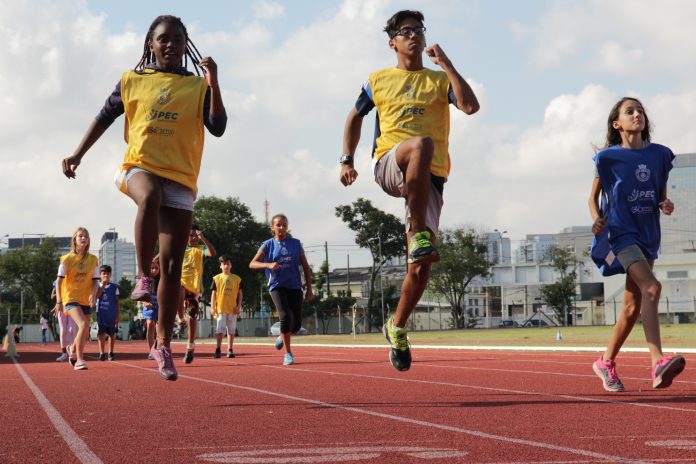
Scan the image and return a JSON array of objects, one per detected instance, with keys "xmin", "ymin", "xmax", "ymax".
[
  {"xmin": 61, "ymin": 15, "xmax": 227, "ymax": 380},
  {"xmin": 53, "ymin": 227, "xmax": 99, "ymax": 371}
]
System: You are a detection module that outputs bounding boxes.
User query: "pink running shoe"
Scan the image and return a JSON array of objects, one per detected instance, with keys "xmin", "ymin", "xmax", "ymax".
[
  {"xmin": 66, "ymin": 344, "xmax": 77, "ymax": 367},
  {"xmin": 151, "ymin": 345, "xmax": 178, "ymax": 381},
  {"xmin": 130, "ymin": 275, "xmax": 153, "ymax": 302},
  {"xmin": 592, "ymin": 356, "xmax": 625, "ymax": 392},
  {"xmin": 652, "ymin": 355, "xmax": 686, "ymax": 389}
]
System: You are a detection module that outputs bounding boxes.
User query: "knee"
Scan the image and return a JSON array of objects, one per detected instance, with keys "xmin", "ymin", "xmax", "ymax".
[
  {"xmin": 642, "ymin": 280, "xmax": 662, "ymax": 303},
  {"xmin": 407, "ymin": 262, "xmax": 431, "ymax": 281},
  {"xmin": 622, "ymin": 303, "xmax": 640, "ymax": 321},
  {"xmin": 134, "ymin": 188, "xmax": 161, "ymax": 211},
  {"xmin": 411, "ymin": 136, "xmax": 434, "ymax": 161}
]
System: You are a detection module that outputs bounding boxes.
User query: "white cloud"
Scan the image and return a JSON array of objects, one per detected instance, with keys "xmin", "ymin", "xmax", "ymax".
[{"xmin": 253, "ymin": 1, "xmax": 285, "ymax": 20}]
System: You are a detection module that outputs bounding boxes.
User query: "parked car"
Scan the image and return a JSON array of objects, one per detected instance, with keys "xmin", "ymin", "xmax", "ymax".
[
  {"xmin": 89, "ymin": 322, "xmax": 123, "ymax": 341},
  {"xmin": 498, "ymin": 320, "xmax": 519, "ymax": 328},
  {"xmin": 269, "ymin": 321, "xmax": 308, "ymax": 336},
  {"xmin": 523, "ymin": 319, "xmax": 549, "ymax": 327}
]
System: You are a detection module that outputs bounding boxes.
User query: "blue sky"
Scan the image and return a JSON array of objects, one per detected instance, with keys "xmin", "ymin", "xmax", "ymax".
[{"xmin": 1, "ymin": 0, "xmax": 695, "ymax": 269}]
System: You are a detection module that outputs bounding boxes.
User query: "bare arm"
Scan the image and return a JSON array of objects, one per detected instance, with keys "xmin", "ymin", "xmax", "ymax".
[
  {"xmin": 210, "ymin": 289, "xmax": 217, "ymax": 316},
  {"xmin": 588, "ymin": 176, "xmax": 605, "ymax": 235},
  {"xmin": 197, "ymin": 231, "xmax": 216, "ymax": 257},
  {"xmin": 300, "ymin": 254, "xmax": 314, "ymax": 302},
  {"xmin": 249, "ymin": 251, "xmax": 279, "ymax": 271},
  {"xmin": 62, "ymin": 119, "xmax": 108, "ymax": 179},
  {"xmin": 236, "ymin": 288, "xmax": 243, "ymax": 313},
  {"xmin": 426, "ymin": 44, "xmax": 480, "ymax": 115},
  {"xmin": 200, "ymin": 57, "xmax": 226, "ymax": 118},
  {"xmin": 339, "ymin": 107, "xmax": 364, "ymax": 186}
]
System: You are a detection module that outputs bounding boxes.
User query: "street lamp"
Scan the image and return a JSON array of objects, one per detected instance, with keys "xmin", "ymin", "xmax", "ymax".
[{"xmin": 367, "ymin": 235, "xmax": 385, "ymax": 326}]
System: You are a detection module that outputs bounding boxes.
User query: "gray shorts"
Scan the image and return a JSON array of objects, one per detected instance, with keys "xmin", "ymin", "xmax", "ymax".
[
  {"xmin": 118, "ymin": 167, "xmax": 195, "ymax": 211},
  {"xmin": 616, "ymin": 244, "xmax": 654, "ymax": 272},
  {"xmin": 373, "ymin": 143, "xmax": 444, "ymax": 235},
  {"xmin": 215, "ymin": 313, "xmax": 238, "ymax": 335}
]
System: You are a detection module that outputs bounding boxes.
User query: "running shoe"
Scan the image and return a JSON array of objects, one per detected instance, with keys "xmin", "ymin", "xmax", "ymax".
[
  {"xmin": 151, "ymin": 345, "xmax": 178, "ymax": 381},
  {"xmin": 66, "ymin": 344, "xmax": 77, "ymax": 367},
  {"xmin": 214, "ymin": 348, "xmax": 221, "ymax": 359},
  {"xmin": 108, "ymin": 352, "xmax": 115, "ymax": 361},
  {"xmin": 652, "ymin": 355, "xmax": 686, "ymax": 389},
  {"xmin": 56, "ymin": 352, "xmax": 68, "ymax": 362},
  {"xmin": 74, "ymin": 360, "xmax": 88, "ymax": 371},
  {"xmin": 592, "ymin": 356, "xmax": 625, "ymax": 392},
  {"xmin": 227, "ymin": 351, "xmax": 236, "ymax": 358},
  {"xmin": 407, "ymin": 231, "xmax": 440, "ymax": 264},
  {"xmin": 184, "ymin": 348, "xmax": 194, "ymax": 364},
  {"xmin": 130, "ymin": 275, "xmax": 153, "ymax": 302},
  {"xmin": 283, "ymin": 353, "xmax": 294, "ymax": 365},
  {"xmin": 383, "ymin": 315, "xmax": 411, "ymax": 371},
  {"xmin": 98, "ymin": 352, "xmax": 106, "ymax": 361},
  {"xmin": 147, "ymin": 353, "xmax": 155, "ymax": 361},
  {"xmin": 275, "ymin": 336, "xmax": 284, "ymax": 350}
]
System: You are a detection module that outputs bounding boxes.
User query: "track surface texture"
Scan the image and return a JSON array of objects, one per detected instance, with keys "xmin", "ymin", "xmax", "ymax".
[{"xmin": 2, "ymin": 340, "xmax": 695, "ymax": 463}]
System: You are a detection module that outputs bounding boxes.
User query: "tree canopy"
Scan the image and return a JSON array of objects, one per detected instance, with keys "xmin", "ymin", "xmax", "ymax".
[{"xmin": 540, "ymin": 245, "xmax": 578, "ymax": 326}]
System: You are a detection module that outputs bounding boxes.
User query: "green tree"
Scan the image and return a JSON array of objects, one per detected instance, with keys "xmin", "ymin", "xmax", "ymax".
[
  {"xmin": 428, "ymin": 227, "xmax": 491, "ymax": 329},
  {"xmin": 118, "ymin": 276, "xmax": 133, "ymax": 298},
  {"xmin": 304, "ymin": 294, "xmax": 356, "ymax": 334},
  {"xmin": 540, "ymin": 245, "xmax": 578, "ymax": 326},
  {"xmin": 335, "ymin": 198, "xmax": 405, "ymax": 331},
  {"xmin": 193, "ymin": 196, "xmax": 270, "ymax": 315},
  {"xmin": 0, "ymin": 237, "xmax": 61, "ymax": 325}
]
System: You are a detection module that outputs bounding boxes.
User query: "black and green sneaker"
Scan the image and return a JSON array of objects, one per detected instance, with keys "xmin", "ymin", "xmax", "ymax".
[
  {"xmin": 407, "ymin": 231, "xmax": 439, "ymax": 264},
  {"xmin": 383, "ymin": 315, "xmax": 411, "ymax": 371}
]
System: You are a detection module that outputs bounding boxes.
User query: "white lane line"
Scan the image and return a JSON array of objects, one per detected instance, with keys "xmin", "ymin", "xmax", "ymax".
[
  {"xmin": 11, "ymin": 358, "xmax": 103, "ymax": 464},
  {"xmin": 120, "ymin": 362, "xmax": 650, "ymax": 463}
]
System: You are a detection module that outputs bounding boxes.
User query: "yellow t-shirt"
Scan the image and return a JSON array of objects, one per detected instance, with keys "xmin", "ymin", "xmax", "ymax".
[
  {"xmin": 212, "ymin": 273, "xmax": 242, "ymax": 315},
  {"xmin": 58, "ymin": 253, "xmax": 99, "ymax": 306},
  {"xmin": 119, "ymin": 70, "xmax": 208, "ymax": 193},
  {"xmin": 181, "ymin": 245, "xmax": 206, "ymax": 295},
  {"xmin": 368, "ymin": 67, "xmax": 452, "ymax": 178}
]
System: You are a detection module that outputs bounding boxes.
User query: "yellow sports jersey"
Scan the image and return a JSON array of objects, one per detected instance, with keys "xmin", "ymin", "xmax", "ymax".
[
  {"xmin": 212, "ymin": 273, "xmax": 242, "ymax": 315},
  {"xmin": 368, "ymin": 68, "xmax": 452, "ymax": 178},
  {"xmin": 181, "ymin": 246, "xmax": 206, "ymax": 295},
  {"xmin": 119, "ymin": 70, "xmax": 208, "ymax": 193},
  {"xmin": 58, "ymin": 253, "xmax": 99, "ymax": 306}
]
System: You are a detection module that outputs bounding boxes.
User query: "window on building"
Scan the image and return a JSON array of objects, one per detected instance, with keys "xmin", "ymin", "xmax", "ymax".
[{"xmin": 667, "ymin": 270, "xmax": 688, "ymax": 279}]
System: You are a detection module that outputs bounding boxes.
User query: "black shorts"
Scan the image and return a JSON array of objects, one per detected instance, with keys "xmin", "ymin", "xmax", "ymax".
[{"xmin": 98, "ymin": 324, "xmax": 115, "ymax": 336}]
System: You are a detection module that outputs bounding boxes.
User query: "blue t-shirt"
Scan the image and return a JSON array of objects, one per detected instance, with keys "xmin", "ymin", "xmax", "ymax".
[
  {"xmin": 594, "ymin": 143, "xmax": 674, "ymax": 259},
  {"xmin": 96, "ymin": 283, "xmax": 120, "ymax": 326},
  {"xmin": 259, "ymin": 237, "xmax": 305, "ymax": 291}
]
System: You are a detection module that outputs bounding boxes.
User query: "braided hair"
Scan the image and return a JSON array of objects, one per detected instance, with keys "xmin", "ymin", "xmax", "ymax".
[{"xmin": 134, "ymin": 15, "xmax": 205, "ymax": 75}]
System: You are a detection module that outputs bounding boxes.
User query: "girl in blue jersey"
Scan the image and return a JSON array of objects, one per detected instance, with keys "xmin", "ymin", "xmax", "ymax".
[
  {"xmin": 249, "ymin": 214, "xmax": 314, "ymax": 365},
  {"xmin": 589, "ymin": 97, "xmax": 685, "ymax": 392},
  {"xmin": 60, "ymin": 15, "xmax": 227, "ymax": 381}
]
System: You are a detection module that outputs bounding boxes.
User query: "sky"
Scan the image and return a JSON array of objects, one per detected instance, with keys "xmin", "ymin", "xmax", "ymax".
[{"xmin": 1, "ymin": 0, "xmax": 695, "ymax": 270}]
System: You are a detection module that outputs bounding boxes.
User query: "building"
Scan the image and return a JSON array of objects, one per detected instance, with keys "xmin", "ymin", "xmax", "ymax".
[{"xmin": 98, "ymin": 231, "xmax": 136, "ymax": 283}]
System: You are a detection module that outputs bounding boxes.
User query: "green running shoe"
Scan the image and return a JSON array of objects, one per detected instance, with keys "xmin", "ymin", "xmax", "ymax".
[
  {"xmin": 407, "ymin": 231, "xmax": 439, "ymax": 264},
  {"xmin": 383, "ymin": 315, "xmax": 411, "ymax": 371}
]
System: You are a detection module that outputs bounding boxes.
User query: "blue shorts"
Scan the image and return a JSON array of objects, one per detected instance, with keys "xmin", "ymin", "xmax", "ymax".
[
  {"xmin": 142, "ymin": 304, "xmax": 158, "ymax": 321},
  {"xmin": 65, "ymin": 303, "xmax": 92, "ymax": 316}
]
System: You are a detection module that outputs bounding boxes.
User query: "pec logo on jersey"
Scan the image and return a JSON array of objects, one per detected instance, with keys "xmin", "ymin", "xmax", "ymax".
[
  {"xmin": 635, "ymin": 164, "xmax": 651, "ymax": 182},
  {"xmin": 157, "ymin": 87, "xmax": 172, "ymax": 105},
  {"xmin": 280, "ymin": 247, "xmax": 288, "ymax": 256}
]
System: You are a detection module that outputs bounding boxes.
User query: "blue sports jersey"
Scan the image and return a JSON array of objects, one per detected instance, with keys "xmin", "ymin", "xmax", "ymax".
[
  {"xmin": 594, "ymin": 143, "xmax": 674, "ymax": 259},
  {"xmin": 96, "ymin": 283, "xmax": 120, "ymax": 326},
  {"xmin": 260, "ymin": 237, "xmax": 304, "ymax": 291}
]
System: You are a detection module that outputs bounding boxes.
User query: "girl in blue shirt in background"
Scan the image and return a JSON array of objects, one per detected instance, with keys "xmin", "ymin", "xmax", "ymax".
[
  {"xmin": 250, "ymin": 214, "xmax": 314, "ymax": 365},
  {"xmin": 589, "ymin": 97, "xmax": 685, "ymax": 392}
]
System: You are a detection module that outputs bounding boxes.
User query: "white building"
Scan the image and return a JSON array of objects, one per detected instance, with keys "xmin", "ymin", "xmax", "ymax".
[{"xmin": 98, "ymin": 231, "xmax": 136, "ymax": 283}]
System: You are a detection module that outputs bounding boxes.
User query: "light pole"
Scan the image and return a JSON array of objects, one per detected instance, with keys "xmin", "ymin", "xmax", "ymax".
[{"xmin": 493, "ymin": 229, "xmax": 507, "ymax": 265}]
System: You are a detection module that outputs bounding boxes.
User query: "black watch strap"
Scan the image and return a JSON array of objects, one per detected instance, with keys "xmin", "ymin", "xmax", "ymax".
[{"xmin": 339, "ymin": 154, "xmax": 354, "ymax": 165}]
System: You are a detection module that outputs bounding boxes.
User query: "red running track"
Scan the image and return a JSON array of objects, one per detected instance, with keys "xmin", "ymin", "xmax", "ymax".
[{"xmin": 1, "ymin": 340, "xmax": 695, "ymax": 463}]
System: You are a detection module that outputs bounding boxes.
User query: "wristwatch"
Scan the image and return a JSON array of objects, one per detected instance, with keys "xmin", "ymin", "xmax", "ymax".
[{"xmin": 339, "ymin": 154, "xmax": 354, "ymax": 165}]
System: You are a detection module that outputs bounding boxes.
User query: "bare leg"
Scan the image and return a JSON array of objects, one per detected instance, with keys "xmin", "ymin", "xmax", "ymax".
[
  {"xmin": 126, "ymin": 172, "xmax": 162, "ymax": 277},
  {"xmin": 228, "ymin": 332, "xmax": 234, "ymax": 352},
  {"xmin": 67, "ymin": 308, "xmax": 89, "ymax": 362},
  {"xmin": 604, "ymin": 276, "xmax": 641, "ymax": 361},
  {"xmin": 393, "ymin": 229, "xmax": 434, "ymax": 328},
  {"xmin": 395, "ymin": 136, "xmax": 434, "ymax": 233},
  {"xmin": 156, "ymin": 207, "xmax": 192, "ymax": 349},
  {"xmin": 629, "ymin": 262, "xmax": 664, "ymax": 365},
  {"xmin": 98, "ymin": 333, "xmax": 106, "ymax": 353},
  {"xmin": 216, "ymin": 332, "xmax": 223, "ymax": 350}
]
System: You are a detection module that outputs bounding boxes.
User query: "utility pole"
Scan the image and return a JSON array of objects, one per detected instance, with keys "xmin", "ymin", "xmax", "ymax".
[
  {"xmin": 346, "ymin": 254, "xmax": 350, "ymax": 297},
  {"xmin": 324, "ymin": 241, "xmax": 330, "ymax": 296}
]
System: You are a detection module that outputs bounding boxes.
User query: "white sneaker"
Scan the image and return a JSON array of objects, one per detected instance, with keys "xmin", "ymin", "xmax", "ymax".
[{"xmin": 56, "ymin": 353, "xmax": 68, "ymax": 362}]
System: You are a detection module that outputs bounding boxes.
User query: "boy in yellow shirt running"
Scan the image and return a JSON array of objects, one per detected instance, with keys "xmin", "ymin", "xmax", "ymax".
[{"xmin": 211, "ymin": 254, "xmax": 243, "ymax": 358}]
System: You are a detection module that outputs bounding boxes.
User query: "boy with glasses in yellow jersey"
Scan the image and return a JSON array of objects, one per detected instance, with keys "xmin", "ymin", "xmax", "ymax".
[{"xmin": 339, "ymin": 10, "xmax": 479, "ymax": 371}]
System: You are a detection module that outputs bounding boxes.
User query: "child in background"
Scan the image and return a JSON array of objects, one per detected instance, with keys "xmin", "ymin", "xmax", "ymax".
[
  {"xmin": 95, "ymin": 265, "xmax": 120, "ymax": 361},
  {"xmin": 211, "ymin": 254, "xmax": 242, "ymax": 358},
  {"xmin": 589, "ymin": 97, "xmax": 685, "ymax": 391},
  {"xmin": 53, "ymin": 227, "xmax": 99, "ymax": 370},
  {"xmin": 142, "ymin": 257, "xmax": 160, "ymax": 360},
  {"xmin": 61, "ymin": 15, "xmax": 227, "ymax": 380},
  {"xmin": 249, "ymin": 214, "xmax": 313, "ymax": 366}
]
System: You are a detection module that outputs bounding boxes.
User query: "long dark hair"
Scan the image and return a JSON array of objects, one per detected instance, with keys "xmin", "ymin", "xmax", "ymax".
[
  {"xmin": 134, "ymin": 15, "xmax": 205, "ymax": 75},
  {"xmin": 604, "ymin": 97, "xmax": 651, "ymax": 147}
]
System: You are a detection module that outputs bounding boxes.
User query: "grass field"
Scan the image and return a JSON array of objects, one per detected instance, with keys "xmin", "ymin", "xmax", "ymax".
[{"xmin": 234, "ymin": 324, "xmax": 696, "ymax": 348}]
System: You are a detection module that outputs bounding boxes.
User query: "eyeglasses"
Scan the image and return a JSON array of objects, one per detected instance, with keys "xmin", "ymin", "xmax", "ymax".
[{"xmin": 393, "ymin": 26, "xmax": 426, "ymax": 38}]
